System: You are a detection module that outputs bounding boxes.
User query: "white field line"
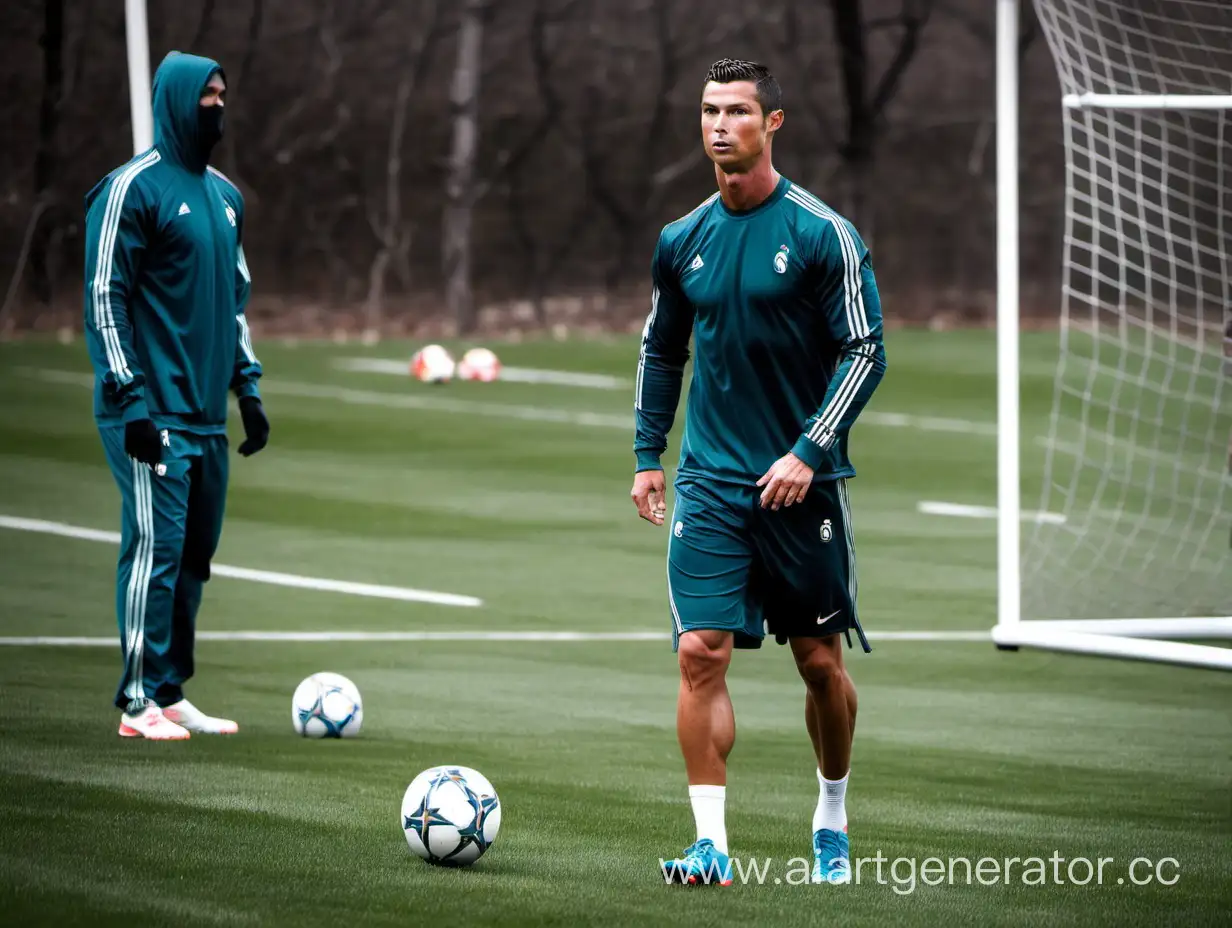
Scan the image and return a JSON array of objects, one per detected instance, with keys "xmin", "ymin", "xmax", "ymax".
[
  {"xmin": 27, "ymin": 369, "xmax": 631, "ymax": 430},
  {"xmin": 867, "ymin": 411, "xmax": 995, "ymax": 437},
  {"xmin": 0, "ymin": 515, "xmax": 482, "ymax": 608},
  {"xmin": 27, "ymin": 368, "xmax": 95, "ymax": 388},
  {"xmin": 266, "ymin": 379, "xmax": 635, "ymax": 428},
  {"xmin": 918, "ymin": 501, "xmax": 1068, "ymax": 525},
  {"xmin": 29, "ymin": 369, "xmax": 995, "ymax": 438},
  {"xmin": 0, "ymin": 630, "xmax": 992, "ymax": 646},
  {"xmin": 336, "ymin": 357, "xmax": 628, "ymax": 389},
  {"xmin": 0, "ymin": 513, "xmax": 988, "ymax": 646}
]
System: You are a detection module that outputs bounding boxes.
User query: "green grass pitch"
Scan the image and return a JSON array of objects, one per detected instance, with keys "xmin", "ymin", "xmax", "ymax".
[{"xmin": 0, "ymin": 330, "xmax": 1227, "ymax": 927}]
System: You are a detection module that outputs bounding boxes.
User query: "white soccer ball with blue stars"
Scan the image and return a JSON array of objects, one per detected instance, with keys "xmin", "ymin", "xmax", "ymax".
[
  {"xmin": 292, "ymin": 671, "xmax": 363, "ymax": 738},
  {"xmin": 401, "ymin": 765, "xmax": 501, "ymax": 866}
]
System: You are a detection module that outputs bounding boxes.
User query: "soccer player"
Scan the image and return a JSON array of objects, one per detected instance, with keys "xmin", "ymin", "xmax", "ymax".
[
  {"xmin": 631, "ymin": 59, "xmax": 886, "ymax": 885},
  {"xmin": 83, "ymin": 51, "xmax": 269, "ymax": 740}
]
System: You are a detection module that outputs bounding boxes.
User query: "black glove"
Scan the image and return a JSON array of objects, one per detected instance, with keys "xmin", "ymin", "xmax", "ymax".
[
  {"xmin": 238, "ymin": 396, "xmax": 270, "ymax": 457},
  {"xmin": 124, "ymin": 418, "xmax": 163, "ymax": 466}
]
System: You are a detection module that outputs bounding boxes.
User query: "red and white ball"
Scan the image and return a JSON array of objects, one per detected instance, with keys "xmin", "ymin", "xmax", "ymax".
[
  {"xmin": 410, "ymin": 344, "xmax": 456, "ymax": 383},
  {"xmin": 457, "ymin": 347, "xmax": 501, "ymax": 383}
]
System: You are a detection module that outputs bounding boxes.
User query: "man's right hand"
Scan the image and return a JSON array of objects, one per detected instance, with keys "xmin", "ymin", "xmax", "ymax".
[
  {"xmin": 124, "ymin": 418, "xmax": 163, "ymax": 466},
  {"xmin": 631, "ymin": 469, "xmax": 667, "ymax": 526}
]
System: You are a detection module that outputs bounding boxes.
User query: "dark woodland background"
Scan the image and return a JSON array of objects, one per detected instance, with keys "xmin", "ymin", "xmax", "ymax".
[{"xmin": 1, "ymin": 0, "xmax": 1070, "ymax": 336}]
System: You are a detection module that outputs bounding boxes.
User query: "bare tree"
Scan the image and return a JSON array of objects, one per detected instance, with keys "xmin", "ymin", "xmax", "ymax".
[
  {"xmin": 244, "ymin": 1, "xmax": 361, "ymax": 296},
  {"xmin": 364, "ymin": 0, "xmax": 443, "ymax": 336},
  {"xmin": 189, "ymin": 0, "xmax": 216, "ymax": 53},
  {"xmin": 829, "ymin": 0, "xmax": 935, "ymax": 240},
  {"xmin": 498, "ymin": 0, "xmax": 585, "ymax": 324},
  {"xmin": 256, "ymin": 5, "xmax": 350, "ymax": 168},
  {"xmin": 442, "ymin": 0, "xmax": 490, "ymax": 333},
  {"xmin": 216, "ymin": 0, "xmax": 262, "ymax": 184},
  {"xmin": 442, "ymin": 0, "xmax": 581, "ymax": 332},
  {"xmin": 573, "ymin": 0, "xmax": 752, "ymax": 289},
  {"xmin": 934, "ymin": 0, "xmax": 1039, "ymax": 180},
  {"xmin": 4, "ymin": 0, "xmax": 65, "ymax": 317}
]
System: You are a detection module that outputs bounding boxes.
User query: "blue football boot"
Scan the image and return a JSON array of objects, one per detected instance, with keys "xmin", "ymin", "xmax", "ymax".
[
  {"xmin": 661, "ymin": 838, "xmax": 733, "ymax": 886},
  {"xmin": 812, "ymin": 828, "xmax": 851, "ymax": 884}
]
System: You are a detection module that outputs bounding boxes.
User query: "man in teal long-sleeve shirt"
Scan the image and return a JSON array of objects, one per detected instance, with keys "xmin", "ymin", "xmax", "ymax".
[
  {"xmin": 83, "ymin": 51, "xmax": 269, "ymax": 741},
  {"xmin": 632, "ymin": 59, "xmax": 886, "ymax": 887}
]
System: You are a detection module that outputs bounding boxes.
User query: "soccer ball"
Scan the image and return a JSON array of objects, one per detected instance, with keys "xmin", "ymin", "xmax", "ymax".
[
  {"xmin": 410, "ymin": 344, "xmax": 455, "ymax": 383},
  {"xmin": 292, "ymin": 672, "xmax": 363, "ymax": 738},
  {"xmin": 456, "ymin": 347, "xmax": 501, "ymax": 382},
  {"xmin": 401, "ymin": 765, "xmax": 501, "ymax": 866}
]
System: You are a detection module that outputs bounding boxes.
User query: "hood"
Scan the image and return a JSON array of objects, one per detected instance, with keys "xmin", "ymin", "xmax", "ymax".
[{"xmin": 151, "ymin": 51, "xmax": 224, "ymax": 173}]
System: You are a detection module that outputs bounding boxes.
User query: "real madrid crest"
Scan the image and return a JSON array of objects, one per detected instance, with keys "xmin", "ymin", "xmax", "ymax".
[{"xmin": 820, "ymin": 519, "xmax": 833, "ymax": 543}]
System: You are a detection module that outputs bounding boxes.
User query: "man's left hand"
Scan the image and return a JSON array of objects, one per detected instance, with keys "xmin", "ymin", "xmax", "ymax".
[
  {"xmin": 756, "ymin": 452, "xmax": 814, "ymax": 510},
  {"xmin": 238, "ymin": 396, "xmax": 270, "ymax": 457}
]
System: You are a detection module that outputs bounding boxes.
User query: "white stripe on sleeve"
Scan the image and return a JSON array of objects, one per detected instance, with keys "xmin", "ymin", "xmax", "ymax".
[
  {"xmin": 785, "ymin": 187, "xmax": 869, "ymax": 339},
  {"xmin": 92, "ymin": 150, "xmax": 161, "ymax": 384},
  {"xmin": 635, "ymin": 286, "xmax": 660, "ymax": 411}
]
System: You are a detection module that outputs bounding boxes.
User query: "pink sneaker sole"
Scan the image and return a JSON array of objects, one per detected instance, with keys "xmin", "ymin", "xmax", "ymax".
[{"xmin": 117, "ymin": 722, "xmax": 191, "ymax": 740}]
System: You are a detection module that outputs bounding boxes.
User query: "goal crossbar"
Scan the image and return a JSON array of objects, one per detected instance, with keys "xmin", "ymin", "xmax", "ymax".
[{"xmin": 1062, "ymin": 92, "xmax": 1232, "ymax": 110}]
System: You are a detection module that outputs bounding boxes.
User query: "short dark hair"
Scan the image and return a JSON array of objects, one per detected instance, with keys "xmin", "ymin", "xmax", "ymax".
[{"xmin": 703, "ymin": 58, "xmax": 782, "ymax": 116}]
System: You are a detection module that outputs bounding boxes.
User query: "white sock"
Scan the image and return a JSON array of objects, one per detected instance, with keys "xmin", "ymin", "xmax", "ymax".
[
  {"xmin": 689, "ymin": 785, "xmax": 728, "ymax": 854},
  {"xmin": 813, "ymin": 768, "xmax": 848, "ymax": 833}
]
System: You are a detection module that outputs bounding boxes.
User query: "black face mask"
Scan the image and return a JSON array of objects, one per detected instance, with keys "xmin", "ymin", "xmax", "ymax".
[{"xmin": 198, "ymin": 104, "xmax": 225, "ymax": 157}]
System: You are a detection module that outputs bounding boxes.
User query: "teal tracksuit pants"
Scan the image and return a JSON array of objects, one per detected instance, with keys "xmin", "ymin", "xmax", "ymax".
[{"xmin": 99, "ymin": 425, "xmax": 229, "ymax": 712}]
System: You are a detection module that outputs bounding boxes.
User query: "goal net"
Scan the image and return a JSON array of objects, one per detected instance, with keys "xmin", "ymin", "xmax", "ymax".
[{"xmin": 996, "ymin": 0, "xmax": 1232, "ymax": 668}]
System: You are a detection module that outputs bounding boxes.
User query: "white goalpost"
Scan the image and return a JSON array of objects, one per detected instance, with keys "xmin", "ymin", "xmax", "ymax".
[
  {"xmin": 124, "ymin": 0, "xmax": 154, "ymax": 155},
  {"xmin": 992, "ymin": 0, "xmax": 1232, "ymax": 669}
]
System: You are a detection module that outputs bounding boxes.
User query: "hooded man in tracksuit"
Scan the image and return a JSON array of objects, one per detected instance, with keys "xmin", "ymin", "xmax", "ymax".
[{"xmin": 83, "ymin": 51, "xmax": 270, "ymax": 740}]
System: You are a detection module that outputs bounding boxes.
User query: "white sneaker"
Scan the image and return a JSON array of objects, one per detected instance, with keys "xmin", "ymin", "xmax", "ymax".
[
  {"xmin": 118, "ymin": 705, "xmax": 191, "ymax": 740},
  {"xmin": 163, "ymin": 698, "xmax": 239, "ymax": 735}
]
